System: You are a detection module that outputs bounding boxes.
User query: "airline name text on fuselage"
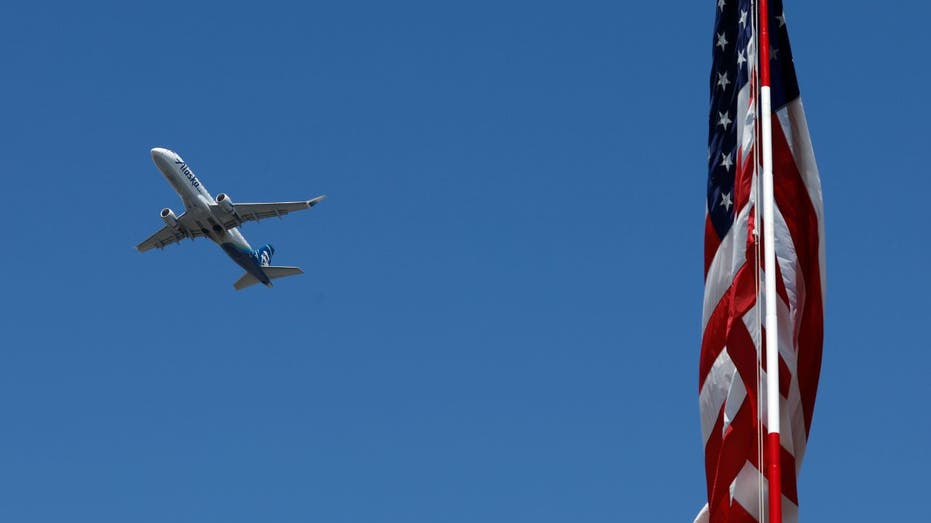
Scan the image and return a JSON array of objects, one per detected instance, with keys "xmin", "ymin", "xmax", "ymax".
[{"xmin": 174, "ymin": 159, "xmax": 201, "ymax": 189}]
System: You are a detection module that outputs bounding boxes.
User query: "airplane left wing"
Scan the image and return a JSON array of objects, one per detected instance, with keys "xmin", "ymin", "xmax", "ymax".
[
  {"xmin": 136, "ymin": 213, "xmax": 207, "ymax": 252},
  {"xmin": 137, "ymin": 225, "xmax": 185, "ymax": 252},
  {"xmin": 213, "ymin": 195, "xmax": 326, "ymax": 229}
]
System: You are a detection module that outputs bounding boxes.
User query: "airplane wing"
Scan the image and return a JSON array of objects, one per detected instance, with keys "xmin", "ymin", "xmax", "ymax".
[
  {"xmin": 213, "ymin": 195, "xmax": 326, "ymax": 229},
  {"xmin": 136, "ymin": 213, "xmax": 207, "ymax": 252}
]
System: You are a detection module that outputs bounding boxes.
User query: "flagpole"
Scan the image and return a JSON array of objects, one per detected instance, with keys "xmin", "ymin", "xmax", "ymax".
[{"xmin": 757, "ymin": 1, "xmax": 782, "ymax": 522}]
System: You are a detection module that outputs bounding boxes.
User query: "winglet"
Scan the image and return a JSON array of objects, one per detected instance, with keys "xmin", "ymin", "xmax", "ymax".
[{"xmin": 308, "ymin": 195, "xmax": 327, "ymax": 207}]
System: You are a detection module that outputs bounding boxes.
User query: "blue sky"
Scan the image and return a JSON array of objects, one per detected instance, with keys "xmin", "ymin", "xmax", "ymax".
[{"xmin": 1, "ymin": 1, "xmax": 927, "ymax": 521}]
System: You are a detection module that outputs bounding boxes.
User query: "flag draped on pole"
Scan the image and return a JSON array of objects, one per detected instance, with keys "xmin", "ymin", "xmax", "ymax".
[{"xmin": 698, "ymin": 1, "xmax": 824, "ymax": 522}]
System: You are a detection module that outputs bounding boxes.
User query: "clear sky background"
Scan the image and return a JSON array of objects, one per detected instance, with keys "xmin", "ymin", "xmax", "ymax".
[{"xmin": 1, "ymin": 1, "xmax": 927, "ymax": 521}]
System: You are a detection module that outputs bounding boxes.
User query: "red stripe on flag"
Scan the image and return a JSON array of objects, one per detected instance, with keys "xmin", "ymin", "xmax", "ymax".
[{"xmin": 699, "ymin": 261, "xmax": 758, "ymax": 389}]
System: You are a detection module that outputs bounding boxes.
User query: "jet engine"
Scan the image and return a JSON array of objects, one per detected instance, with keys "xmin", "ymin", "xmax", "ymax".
[
  {"xmin": 160, "ymin": 208, "xmax": 179, "ymax": 228},
  {"xmin": 216, "ymin": 193, "xmax": 235, "ymax": 213}
]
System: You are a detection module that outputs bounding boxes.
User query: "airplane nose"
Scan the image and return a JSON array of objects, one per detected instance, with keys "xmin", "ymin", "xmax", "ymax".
[{"xmin": 150, "ymin": 147, "xmax": 174, "ymax": 169}]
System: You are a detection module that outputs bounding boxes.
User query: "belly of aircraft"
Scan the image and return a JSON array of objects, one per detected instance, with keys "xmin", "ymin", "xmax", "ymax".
[{"xmin": 220, "ymin": 242, "xmax": 270, "ymax": 285}]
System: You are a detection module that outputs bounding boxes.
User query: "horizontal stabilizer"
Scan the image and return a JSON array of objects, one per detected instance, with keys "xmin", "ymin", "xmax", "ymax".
[
  {"xmin": 233, "ymin": 266, "xmax": 304, "ymax": 290},
  {"xmin": 234, "ymin": 272, "xmax": 261, "ymax": 290},
  {"xmin": 264, "ymin": 266, "xmax": 304, "ymax": 280}
]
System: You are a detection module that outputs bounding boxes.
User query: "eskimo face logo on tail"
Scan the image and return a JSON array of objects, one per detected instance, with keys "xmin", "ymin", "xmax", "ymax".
[
  {"xmin": 173, "ymin": 158, "xmax": 200, "ymax": 189},
  {"xmin": 256, "ymin": 244, "xmax": 275, "ymax": 267}
]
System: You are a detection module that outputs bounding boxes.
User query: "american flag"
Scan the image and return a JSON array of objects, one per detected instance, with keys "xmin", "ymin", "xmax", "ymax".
[{"xmin": 697, "ymin": 1, "xmax": 824, "ymax": 522}]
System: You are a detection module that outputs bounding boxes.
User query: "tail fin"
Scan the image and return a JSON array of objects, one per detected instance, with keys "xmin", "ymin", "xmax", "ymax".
[
  {"xmin": 255, "ymin": 243, "xmax": 275, "ymax": 266},
  {"xmin": 233, "ymin": 266, "xmax": 304, "ymax": 290}
]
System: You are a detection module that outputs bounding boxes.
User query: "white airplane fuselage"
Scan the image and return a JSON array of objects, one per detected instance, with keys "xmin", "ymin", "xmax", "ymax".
[{"xmin": 150, "ymin": 147, "xmax": 274, "ymax": 286}]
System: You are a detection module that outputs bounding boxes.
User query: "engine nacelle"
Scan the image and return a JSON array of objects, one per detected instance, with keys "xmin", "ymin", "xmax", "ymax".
[
  {"xmin": 160, "ymin": 208, "xmax": 179, "ymax": 228},
  {"xmin": 216, "ymin": 193, "xmax": 235, "ymax": 213}
]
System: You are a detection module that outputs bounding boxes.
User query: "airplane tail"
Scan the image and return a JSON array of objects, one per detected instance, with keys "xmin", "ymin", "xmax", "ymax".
[
  {"xmin": 256, "ymin": 243, "xmax": 275, "ymax": 266},
  {"xmin": 234, "ymin": 266, "xmax": 304, "ymax": 290}
]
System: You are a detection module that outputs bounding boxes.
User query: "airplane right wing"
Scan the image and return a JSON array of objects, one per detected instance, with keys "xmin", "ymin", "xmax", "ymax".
[
  {"xmin": 213, "ymin": 195, "xmax": 326, "ymax": 229},
  {"xmin": 136, "ymin": 213, "xmax": 207, "ymax": 252}
]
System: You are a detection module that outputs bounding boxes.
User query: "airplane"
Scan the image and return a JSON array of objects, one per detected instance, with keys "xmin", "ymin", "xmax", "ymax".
[{"xmin": 137, "ymin": 147, "xmax": 325, "ymax": 290}]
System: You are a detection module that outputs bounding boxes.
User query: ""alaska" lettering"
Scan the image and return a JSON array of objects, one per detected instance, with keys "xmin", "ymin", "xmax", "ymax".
[{"xmin": 173, "ymin": 159, "xmax": 200, "ymax": 189}]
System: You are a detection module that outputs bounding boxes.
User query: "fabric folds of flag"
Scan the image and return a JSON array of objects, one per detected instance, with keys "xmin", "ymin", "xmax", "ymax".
[{"xmin": 697, "ymin": 1, "xmax": 824, "ymax": 522}]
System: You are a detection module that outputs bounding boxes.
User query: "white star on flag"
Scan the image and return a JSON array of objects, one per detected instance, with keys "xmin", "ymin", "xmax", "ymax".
[
  {"xmin": 719, "ymin": 191, "xmax": 733, "ymax": 211},
  {"xmin": 721, "ymin": 152, "xmax": 733, "ymax": 171},
  {"xmin": 717, "ymin": 111, "xmax": 732, "ymax": 129},
  {"xmin": 717, "ymin": 72, "xmax": 730, "ymax": 91}
]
